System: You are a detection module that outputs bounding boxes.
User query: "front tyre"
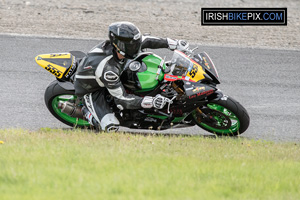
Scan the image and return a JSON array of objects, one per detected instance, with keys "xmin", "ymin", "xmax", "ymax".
[
  {"xmin": 44, "ymin": 80, "xmax": 90, "ymax": 128},
  {"xmin": 192, "ymin": 96, "xmax": 250, "ymax": 136}
]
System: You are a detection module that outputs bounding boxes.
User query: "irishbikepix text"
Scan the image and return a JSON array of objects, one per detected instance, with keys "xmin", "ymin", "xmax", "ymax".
[{"xmin": 201, "ymin": 8, "xmax": 287, "ymax": 26}]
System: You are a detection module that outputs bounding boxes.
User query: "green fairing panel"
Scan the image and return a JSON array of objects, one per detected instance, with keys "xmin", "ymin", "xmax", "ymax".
[
  {"xmin": 137, "ymin": 55, "xmax": 165, "ymax": 91},
  {"xmin": 148, "ymin": 115, "xmax": 186, "ymax": 123}
]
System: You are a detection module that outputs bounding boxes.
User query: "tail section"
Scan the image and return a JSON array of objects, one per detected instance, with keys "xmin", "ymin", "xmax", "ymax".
[{"xmin": 35, "ymin": 53, "xmax": 76, "ymax": 80}]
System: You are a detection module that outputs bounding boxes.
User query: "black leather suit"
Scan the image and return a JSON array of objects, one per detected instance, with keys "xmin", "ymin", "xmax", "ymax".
[{"xmin": 74, "ymin": 36, "xmax": 169, "ymax": 131}]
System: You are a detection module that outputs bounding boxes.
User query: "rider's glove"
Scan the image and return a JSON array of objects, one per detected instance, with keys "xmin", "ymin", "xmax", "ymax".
[
  {"xmin": 167, "ymin": 38, "xmax": 190, "ymax": 52},
  {"xmin": 141, "ymin": 96, "xmax": 154, "ymax": 109},
  {"xmin": 153, "ymin": 94, "xmax": 169, "ymax": 109},
  {"xmin": 176, "ymin": 40, "xmax": 190, "ymax": 52},
  {"xmin": 141, "ymin": 95, "xmax": 170, "ymax": 109}
]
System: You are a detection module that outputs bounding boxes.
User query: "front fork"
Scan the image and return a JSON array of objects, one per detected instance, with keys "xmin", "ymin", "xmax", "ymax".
[{"xmin": 194, "ymin": 89, "xmax": 224, "ymax": 123}]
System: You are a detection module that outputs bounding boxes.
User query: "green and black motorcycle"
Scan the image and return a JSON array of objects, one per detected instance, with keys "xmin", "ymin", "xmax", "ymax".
[{"xmin": 35, "ymin": 47, "xmax": 250, "ymax": 136}]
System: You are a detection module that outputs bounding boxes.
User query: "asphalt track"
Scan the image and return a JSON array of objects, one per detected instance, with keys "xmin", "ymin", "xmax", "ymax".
[{"xmin": 1, "ymin": 34, "xmax": 300, "ymax": 142}]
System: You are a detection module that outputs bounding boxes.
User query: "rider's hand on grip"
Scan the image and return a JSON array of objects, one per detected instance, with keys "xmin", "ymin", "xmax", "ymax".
[
  {"xmin": 153, "ymin": 94, "xmax": 169, "ymax": 109},
  {"xmin": 141, "ymin": 95, "xmax": 170, "ymax": 109},
  {"xmin": 176, "ymin": 40, "xmax": 190, "ymax": 53}
]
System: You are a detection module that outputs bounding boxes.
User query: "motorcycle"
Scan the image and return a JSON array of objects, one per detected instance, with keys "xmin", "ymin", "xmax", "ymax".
[{"xmin": 35, "ymin": 46, "xmax": 250, "ymax": 136}]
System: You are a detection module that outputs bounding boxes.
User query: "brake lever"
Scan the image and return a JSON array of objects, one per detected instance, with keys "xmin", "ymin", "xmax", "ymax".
[
  {"xmin": 185, "ymin": 46, "xmax": 198, "ymax": 57},
  {"xmin": 167, "ymin": 96, "xmax": 176, "ymax": 114}
]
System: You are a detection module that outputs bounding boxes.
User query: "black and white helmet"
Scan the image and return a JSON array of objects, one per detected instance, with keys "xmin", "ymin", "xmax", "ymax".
[{"xmin": 108, "ymin": 22, "xmax": 142, "ymax": 59}]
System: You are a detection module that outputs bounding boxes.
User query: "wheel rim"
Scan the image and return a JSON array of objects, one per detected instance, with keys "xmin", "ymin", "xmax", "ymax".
[
  {"xmin": 52, "ymin": 95, "xmax": 90, "ymax": 127},
  {"xmin": 193, "ymin": 103, "xmax": 240, "ymax": 134}
]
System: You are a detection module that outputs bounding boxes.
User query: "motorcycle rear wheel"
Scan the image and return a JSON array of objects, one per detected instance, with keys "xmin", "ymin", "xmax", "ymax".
[
  {"xmin": 44, "ymin": 80, "xmax": 90, "ymax": 128},
  {"xmin": 192, "ymin": 96, "xmax": 250, "ymax": 136}
]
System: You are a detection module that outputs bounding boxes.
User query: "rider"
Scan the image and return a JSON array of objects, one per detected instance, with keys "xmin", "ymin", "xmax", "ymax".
[{"xmin": 74, "ymin": 21, "xmax": 190, "ymax": 132}]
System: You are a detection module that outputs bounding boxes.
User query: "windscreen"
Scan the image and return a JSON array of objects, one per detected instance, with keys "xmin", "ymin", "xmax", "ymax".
[{"xmin": 170, "ymin": 50, "xmax": 193, "ymax": 76}]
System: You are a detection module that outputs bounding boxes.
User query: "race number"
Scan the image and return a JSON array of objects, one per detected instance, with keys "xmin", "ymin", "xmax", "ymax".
[{"xmin": 45, "ymin": 64, "xmax": 63, "ymax": 77}]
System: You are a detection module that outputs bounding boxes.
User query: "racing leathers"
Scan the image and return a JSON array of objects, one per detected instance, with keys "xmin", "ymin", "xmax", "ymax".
[{"xmin": 74, "ymin": 36, "xmax": 188, "ymax": 131}]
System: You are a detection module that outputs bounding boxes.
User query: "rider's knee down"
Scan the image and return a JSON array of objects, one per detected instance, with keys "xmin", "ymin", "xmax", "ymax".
[
  {"xmin": 100, "ymin": 113, "xmax": 120, "ymax": 132},
  {"xmin": 105, "ymin": 124, "xmax": 119, "ymax": 132}
]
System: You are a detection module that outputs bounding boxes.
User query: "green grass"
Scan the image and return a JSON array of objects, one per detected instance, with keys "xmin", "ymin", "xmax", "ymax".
[{"xmin": 0, "ymin": 129, "xmax": 300, "ymax": 200}]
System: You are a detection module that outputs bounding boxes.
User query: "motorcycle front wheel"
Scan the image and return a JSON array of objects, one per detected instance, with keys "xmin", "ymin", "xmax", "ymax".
[{"xmin": 192, "ymin": 96, "xmax": 250, "ymax": 136}]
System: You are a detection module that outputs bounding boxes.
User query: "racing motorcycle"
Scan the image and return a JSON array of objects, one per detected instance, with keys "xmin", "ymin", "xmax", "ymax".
[{"xmin": 35, "ymin": 47, "xmax": 250, "ymax": 136}]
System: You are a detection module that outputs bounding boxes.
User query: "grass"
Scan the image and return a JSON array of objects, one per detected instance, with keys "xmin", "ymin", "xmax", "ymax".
[{"xmin": 0, "ymin": 128, "xmax": 300, "ymax": 200}]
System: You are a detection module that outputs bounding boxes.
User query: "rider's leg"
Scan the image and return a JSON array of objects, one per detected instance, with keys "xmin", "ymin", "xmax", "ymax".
[{"xmin": 83, "ymin": 89, "xmax": 119, "ymax": 132}]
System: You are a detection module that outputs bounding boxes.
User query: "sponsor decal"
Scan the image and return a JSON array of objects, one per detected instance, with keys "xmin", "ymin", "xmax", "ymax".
[
  {"xmin": 165, "ymin": 75, "xmax": 177, "ymax": 80},
  {"xmin": 104, "ymin": 71, "xmax": 119, "ymax": 82},
  {"xmin": 203, "ymin": 57, "xmax": 211, "ymax": 69},
  {"xmin": 134, "ymin": 33, "xmax": 141, "ymax": 40},
  {"xmin": 189, "ymin": 89, "xmax": 214, "ymax": 99},
  {"xmin": 84, "ymin": 65, "xmax": 93, "ymax": 70},
  {"xmin": 65, "ymin": 57, "xmax": 76, "ymax": 78},
  {"xmin": 50, "ymin": 53, "xmax": 68, "ymax": 57},
  {"xmin": 192, "ymin": 87, "xmax": 205, "ymax": 93}
]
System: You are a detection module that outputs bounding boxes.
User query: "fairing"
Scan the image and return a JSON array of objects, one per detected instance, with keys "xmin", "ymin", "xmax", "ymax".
[{"xmin": 193, "ymin": 52, "xmax": 220, "ymax": 84}]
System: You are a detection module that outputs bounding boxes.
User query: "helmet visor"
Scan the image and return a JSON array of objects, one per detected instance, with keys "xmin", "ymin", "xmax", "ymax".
[{"xmin": 117, "ymin": 38, "xmax": 141, "ymax": 59}]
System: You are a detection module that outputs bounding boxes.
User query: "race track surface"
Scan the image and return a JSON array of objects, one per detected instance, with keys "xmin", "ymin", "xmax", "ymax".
[{"xmin": 1, "ymin": 34, "xmax": 299, "ymax": 141}]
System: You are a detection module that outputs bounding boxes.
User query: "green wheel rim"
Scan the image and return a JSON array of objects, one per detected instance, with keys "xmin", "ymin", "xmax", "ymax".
[
  {"xmin": 52, "ymin": 95, "xmax": 90, "ymax": 127},
  {"xmin": 193, "ymin": 103, "xmax": 240, "ymax": 134}
]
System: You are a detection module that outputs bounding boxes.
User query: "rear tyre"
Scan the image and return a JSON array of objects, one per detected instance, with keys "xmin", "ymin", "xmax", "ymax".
[
  {"xmin": 44, "ymin": 80, "xmax": 90, "ymax": 128},
  {"xmin": 192, "ymin": 96, "xmax": 250, "ymax": 136}
]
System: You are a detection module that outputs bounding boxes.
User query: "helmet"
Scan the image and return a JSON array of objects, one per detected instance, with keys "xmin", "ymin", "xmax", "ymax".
[{"xmin": 108, "ymin": 22, "xmax": 142, "ymax": 59}]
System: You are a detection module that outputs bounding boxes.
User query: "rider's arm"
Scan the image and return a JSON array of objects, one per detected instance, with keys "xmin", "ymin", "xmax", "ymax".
[
  {"xmin": 100, "ymin": 60, "xmax": 143, "ymax": 110},
  {"xmin": 141, "ymin": 36, "xmax": 188, "ymax": 51},
  {"xmin": 141, "ymin": 36, "xmax": 180, "ymax": 50}
]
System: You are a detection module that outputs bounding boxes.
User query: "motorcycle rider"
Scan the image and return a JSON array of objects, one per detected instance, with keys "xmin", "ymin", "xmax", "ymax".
[{"xmin": 74, "ymin": 21, "xmax": 190, "ymax": 132}]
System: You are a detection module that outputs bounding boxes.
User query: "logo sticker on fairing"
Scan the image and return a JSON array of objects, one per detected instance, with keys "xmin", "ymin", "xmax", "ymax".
[
  {"xmin": 134, "ymin": 33, "xmax": 141, "ymax": 40},
  {"xmin": 65, "ymin": 57, "xmax": 76, "ymax": 78},
  {"xmin": 203, "ymin": 57, "xmax": 211, "ymax": 69},
  {"xmin": 104, "ymin": 71, "xmax": 119, "ymax": 82},
  {"xmin": 84, "ymin": 65, "xmax": 93, "ymax": 70},
  {"xmin": 192, "ymin": 87, "xmax": 205, "ymax": 93}
]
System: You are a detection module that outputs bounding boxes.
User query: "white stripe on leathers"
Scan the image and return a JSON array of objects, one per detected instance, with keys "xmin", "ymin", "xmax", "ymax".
[
  {"xmin": 108, "ymin": 87, "xmax": 135, "ymax": 101},
  {"xmin": 95, "ymin": 55, "xmax": 113, "ymax": 87}
]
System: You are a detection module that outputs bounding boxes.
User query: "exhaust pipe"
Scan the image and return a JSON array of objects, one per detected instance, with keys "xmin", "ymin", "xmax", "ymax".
[{"xmin": 58, "ymin": 101, "xmax": 84, "ymax": 119}]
